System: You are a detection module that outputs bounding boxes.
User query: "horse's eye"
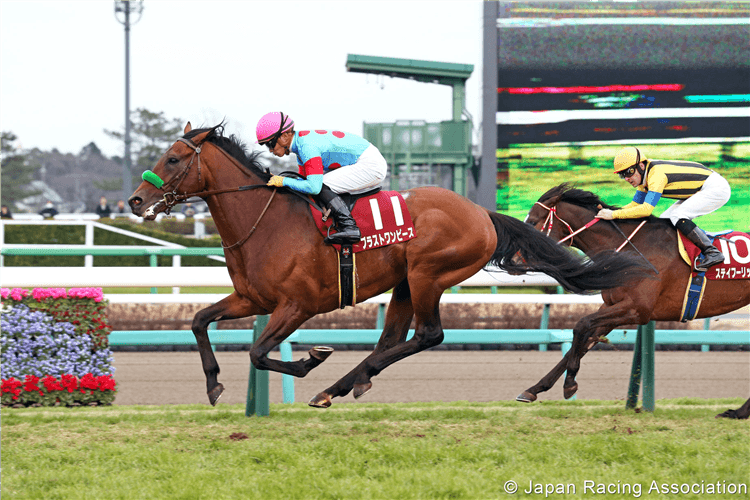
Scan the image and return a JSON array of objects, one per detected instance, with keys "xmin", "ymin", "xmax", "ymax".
[{"xmin": 167, "ymin": 157, "xmax": 179, "ymax": 165}]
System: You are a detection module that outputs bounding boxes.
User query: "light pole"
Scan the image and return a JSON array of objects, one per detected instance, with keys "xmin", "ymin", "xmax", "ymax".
[{"xmin": 114, "ymin": 0, "xmax": 144, "ymax": 202}]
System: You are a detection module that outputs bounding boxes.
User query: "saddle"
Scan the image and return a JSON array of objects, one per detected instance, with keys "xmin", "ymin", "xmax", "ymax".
[
  {"xmin": 676, "ymin": 229, "xmax": 750, "ymax": 321},
  {"xmin": 677, "ymin": 230, "xmax": 749, "ymax": 280},
  {"xmin": 311, "ymin": 187, "xmax": 417, "ymax": 309}
]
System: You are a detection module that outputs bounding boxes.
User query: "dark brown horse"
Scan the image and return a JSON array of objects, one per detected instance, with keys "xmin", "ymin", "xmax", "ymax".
[
  {"xmin": 518, "ymin": 184, "xmax": 750, "ymax": 418},
  {"xmin": 129, "ymin": 125, "xmax": 647, "ymax": 408}
]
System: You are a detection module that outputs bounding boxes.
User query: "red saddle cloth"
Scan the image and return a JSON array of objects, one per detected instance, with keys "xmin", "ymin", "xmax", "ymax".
[
  {"xmin": 678, "ymin": 230, "xmax": 750, "ymax": 280},
  {"xmin": 311, "ymin": 191, "xmax": 416, "ymax": 253}
]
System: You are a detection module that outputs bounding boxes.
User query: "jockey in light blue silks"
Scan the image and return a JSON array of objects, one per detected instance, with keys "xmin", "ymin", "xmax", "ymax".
[{"xmin": 256, "ymin": 111, "xmax": 387, "ymax": 245}]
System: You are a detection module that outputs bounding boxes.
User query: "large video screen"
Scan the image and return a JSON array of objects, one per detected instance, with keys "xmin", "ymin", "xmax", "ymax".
[{"xmin": 489, "ymin": 1, "xmax": 750, "ymax": 231}]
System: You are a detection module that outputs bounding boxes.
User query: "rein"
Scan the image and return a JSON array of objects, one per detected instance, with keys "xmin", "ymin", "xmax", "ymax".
[
  {"xmin": 221, "ymin": 188, "xmax": 277, "ymax": 250},
  {"xmin": 533, "ymin": 201, "xmax": 659, "ymax": 274}
]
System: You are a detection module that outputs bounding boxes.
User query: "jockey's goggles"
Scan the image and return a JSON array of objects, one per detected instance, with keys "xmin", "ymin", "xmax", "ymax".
[{"xmin": 618, "ymin": 165, "xmax": 638, "ymax": 179}]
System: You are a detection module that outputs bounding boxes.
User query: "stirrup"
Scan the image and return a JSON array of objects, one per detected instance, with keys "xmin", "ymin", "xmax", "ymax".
[
  {"xmin": 324, "ymin": 228, "xmax": 361, "ymax": 245},
  {"xmin": 694, "ymin": 253, "xmax": 724, "ymax": 272}
]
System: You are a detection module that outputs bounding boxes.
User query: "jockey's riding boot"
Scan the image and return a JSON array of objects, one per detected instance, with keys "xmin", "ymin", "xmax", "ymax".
[
  {"xmin": 317, "ymin": 187, "xmax": 361, "ymax": 245},
  {"xmin": 676, "ymin": 218, "xmax": 725, "ymax": 271}
]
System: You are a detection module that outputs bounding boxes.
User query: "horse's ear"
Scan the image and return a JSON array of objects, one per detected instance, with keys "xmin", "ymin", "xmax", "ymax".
[
  {"xmin": 190, "ymin": 129, "xmax": 214, "ymax": 145},
  {"xmin": 184, "ymin": 122, "xmax": 192, "ymax": 134}
]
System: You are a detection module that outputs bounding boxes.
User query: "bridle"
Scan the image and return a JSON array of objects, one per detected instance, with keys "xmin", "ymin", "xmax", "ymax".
[
  {"xmin": 145, "ymin": 136, "xmax": 277, "ymax": 249},
  {"xmin": 533, "ymin": 201, "xmax": 600, "ymax": 246},
  {"xmin": 153, "ymin": 138, "xmax": 205, "ymax": 213},
  {"xmin": 532, "ymin": 201, "xmax": 658, "ymax": 274}
]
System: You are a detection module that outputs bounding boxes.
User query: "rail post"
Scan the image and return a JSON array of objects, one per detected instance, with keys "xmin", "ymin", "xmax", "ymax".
[
  {"xmin": 626, "ymin": 321, "xmax": 656, "ymax": 412},
  {"xmin": 246, "ymin": 315, "xmax": 270, "ymax": 417},
  {"xmin": 84, "ymin": 221, "xmax": 94, "ymax": 267}
]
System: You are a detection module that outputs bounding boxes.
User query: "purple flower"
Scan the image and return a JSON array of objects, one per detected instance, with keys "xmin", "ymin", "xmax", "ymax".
[{"xmin": 1, "ymin": 304, "xmax": 114, "ymax": 379}]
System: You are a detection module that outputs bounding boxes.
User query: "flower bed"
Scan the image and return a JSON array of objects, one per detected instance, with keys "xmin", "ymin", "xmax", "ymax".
[
  {"xmin": 1, "ymin": 374, "xmax": 116, "ymax": 407},
  {"xmin": 1, "ymin": 287, "xmax": 116, "ymax": 407}
]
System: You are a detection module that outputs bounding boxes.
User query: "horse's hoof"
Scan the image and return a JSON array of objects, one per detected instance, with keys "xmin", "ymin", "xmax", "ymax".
[
  {"xmin": 309, "ymin": 346, "xmax": 334, "ymax": 362},
  {"xmin": 516, "ymin": 391, "xmax": 537, "ymax": 403},
  {"xmin": 353, "ymin": 382, "xmax": 372, "ymax": 399},
  {"xmin": 716, "ymin": 409, "xmax": 747, "ymax": 419},
  {"xmin": 563, "ymin": 383, "xmax": 578, "ymax": 400},
  {"xmin": 208, "ymin": 383, "xmax": 225, "ymax": 406},
  {"xmin": 308, "ymin": 392, "xmax": 332, "ymax": 408}
]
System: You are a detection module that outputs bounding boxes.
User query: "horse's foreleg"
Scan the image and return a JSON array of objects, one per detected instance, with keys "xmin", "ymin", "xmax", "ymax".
[
  {"xmin": 516, "ymin": 330, "xmax": 604, "ymax": 402},
  {"xmin": 248, "ymin": 304, "xmax": 325, "ymax": 378},
  {"xmin": 716, "ymin": 397, "xmax": 750, "ymax": 419},
  {"xmin": 192, "ymin": 292, "xmax": 263, "ymax": 405},
  {"xmin": 310, "ymin": 279, "xmax": 414, "ymax": 408},
  {"xmin": 518, "ymin": 302, "xmax": 640, "ymax": 403},
  {"xmin": 517, "ymin": 349, "xmax": 571, "ymax": 403}
]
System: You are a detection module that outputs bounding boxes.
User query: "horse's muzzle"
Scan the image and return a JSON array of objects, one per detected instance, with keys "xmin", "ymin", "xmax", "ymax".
[{"xmin": 128, "ymin": 195, "xmax": 161, "ymax": 220}]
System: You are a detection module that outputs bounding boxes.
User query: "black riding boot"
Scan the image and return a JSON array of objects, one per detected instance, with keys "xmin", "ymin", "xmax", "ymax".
[
  {"xmin": 676, "ymin": 218, "xmax": 725, "ymax": 271},
  {"xmin": 317, "ymin": 186, "xmax": 361, "ymax": 245}
]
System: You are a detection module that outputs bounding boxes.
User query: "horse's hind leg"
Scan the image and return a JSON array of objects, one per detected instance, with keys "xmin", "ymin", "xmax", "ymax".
[
  {"xmin": 716, "ymin": 397, "xmax": 750, "ymax": 419},
  {"xmin": 317, "ymin": 282, "xmax": 445, "ymax": 407},
  {"xmin": 192, "ymin": 292, "xmax": 264, "ymax": 405},
  {"xmin": 562, "ymin": 304, "xmax": 642, "ymax": 399},
  {"xmin": 310, "ymin": 279, "xmax": 414, "ymax": 408}
]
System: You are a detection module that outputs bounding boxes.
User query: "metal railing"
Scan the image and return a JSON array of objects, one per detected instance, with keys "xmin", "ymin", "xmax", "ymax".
[{"xmin": 2, "ymin": 244, "xmax": 747, "ymax": 415}]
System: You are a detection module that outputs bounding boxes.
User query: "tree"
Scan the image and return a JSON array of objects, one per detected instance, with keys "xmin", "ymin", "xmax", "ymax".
[
  {"xmin": 105, "ymin": 108, "xmax": 184, "ymax": 175},
  {"xmin": 1, "ymin": 131, "xmax": 41, "ymax": 208}
]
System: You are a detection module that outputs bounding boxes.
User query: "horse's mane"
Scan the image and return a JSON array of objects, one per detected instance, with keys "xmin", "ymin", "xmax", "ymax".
[
  {"xmin": 539, "ymin": 183, "xmax": 620, "ymax": 211},
  {"xmin": 184, "ymin": 125, "xmax": 272, "ymax": 182}
]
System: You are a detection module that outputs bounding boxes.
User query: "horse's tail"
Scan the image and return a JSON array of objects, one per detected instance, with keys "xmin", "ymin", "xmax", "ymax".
[{"xmin": 486, "ymin": 211, "xmax": 649, "ymax": 294}]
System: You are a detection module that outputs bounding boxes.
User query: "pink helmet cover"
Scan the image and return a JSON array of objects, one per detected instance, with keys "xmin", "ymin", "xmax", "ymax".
[{"xmin": 256, "ymin": 112, "xmax": 294, "ymax": 143}]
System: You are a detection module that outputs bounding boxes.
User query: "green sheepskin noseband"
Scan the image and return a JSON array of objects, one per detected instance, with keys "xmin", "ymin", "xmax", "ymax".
[{"xmin": 142, "ymin": 170, "xmax": 165, "ymax": 189}]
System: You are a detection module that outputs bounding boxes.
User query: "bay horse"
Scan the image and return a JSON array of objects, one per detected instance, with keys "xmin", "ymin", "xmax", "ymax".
[
  {"xmin": 128, "ymin": 124, "xmax": 647, "ymax": 408},
  {"xmin": 518, "ymin": 183, "xmax": 750, "ymax": 419}
]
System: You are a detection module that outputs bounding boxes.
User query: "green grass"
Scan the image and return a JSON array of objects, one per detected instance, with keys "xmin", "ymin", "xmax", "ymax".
[{"xmin": 3, "ymin": 399, "xmax": 748, "ymax": 499}]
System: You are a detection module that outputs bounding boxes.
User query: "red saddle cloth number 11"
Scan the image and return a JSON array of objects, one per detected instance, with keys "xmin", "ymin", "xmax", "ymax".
[{"xmin": 313, "ymin": 191, "xmax": 416, "ymax": 253}]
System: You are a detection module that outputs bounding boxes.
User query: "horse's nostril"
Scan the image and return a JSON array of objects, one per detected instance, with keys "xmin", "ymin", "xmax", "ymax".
[{"xmin": 128, "ymin": 197, "xmax": 142, "ymax": 209}]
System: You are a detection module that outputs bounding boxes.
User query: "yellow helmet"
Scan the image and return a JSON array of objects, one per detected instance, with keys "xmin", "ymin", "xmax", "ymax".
[{"xmin": 613, "ymin": 147, "xmax": 647, "ymax": 173}]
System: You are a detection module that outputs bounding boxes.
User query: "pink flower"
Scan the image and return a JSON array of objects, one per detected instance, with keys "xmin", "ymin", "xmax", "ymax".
[
  {"xmin": 32, "ymin": 288, "xmax": 50, "ymax": 301},
  {"xmin": 67, "ymin": 288, "xmax": 103, "ymax": 302},
  {"xmin": 30, "ymin": 288, "xmax": 70, "ymax": 301},
  {"xmin": 9, "ymin": 288, "xmax": 28, "ymax": 301},
  {"xmin": 1, "ymin": 288, "xmax": 9, "ymax": 299}
]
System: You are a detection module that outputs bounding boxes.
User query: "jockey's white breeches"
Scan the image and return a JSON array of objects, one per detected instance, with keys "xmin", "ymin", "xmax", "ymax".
[
  {"xmin": 660, "ymin": 172, "xmax": 731, "ymax": 225},
  {"xmin": 323, "ymin": 145, "xmax": 387, "ymax": 194}
]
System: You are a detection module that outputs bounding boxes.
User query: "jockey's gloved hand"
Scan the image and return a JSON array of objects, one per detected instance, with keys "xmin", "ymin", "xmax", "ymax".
[
  {"xmin": 596, "ymin": 208, "xmax": 614, "ymax": 220},
  {"xmin": 267, "ymin": 176, "xmax": 285, "ymax": 188}
]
